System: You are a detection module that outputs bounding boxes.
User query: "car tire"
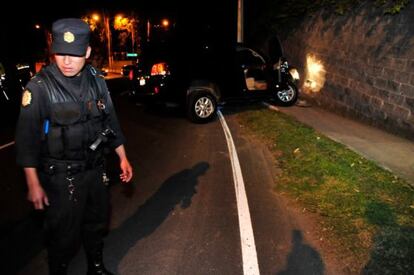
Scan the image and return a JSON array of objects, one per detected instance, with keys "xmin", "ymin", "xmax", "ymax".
[
  {"xmin": 274, "ymin": 81, "xmax": 298, "ymax": 106},
  {"xmin": 187, "ymin": 91, "xmax": 217, "ymax": 123}
]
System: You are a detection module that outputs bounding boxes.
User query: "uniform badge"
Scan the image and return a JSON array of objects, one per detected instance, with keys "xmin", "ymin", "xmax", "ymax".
[
  {"xmin": 64, "ymin": 31, "xmax": 75, "ymax": 43},
  {"xmin": 21, "ymin": 89, "xmax": 32, "ymax": 107}
]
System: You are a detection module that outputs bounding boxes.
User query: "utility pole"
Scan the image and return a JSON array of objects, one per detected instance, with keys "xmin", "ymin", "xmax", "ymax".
[
  {"xmin": 146, "ymin": 19, "xmax": 151, "ymax": 42},
  {"xmin": 103, "ymin": 14, "xmax": 113, "ymax": 71},
  {"xmin": 237, "ymin": 0, "xmax": 244, "ymax": 43},
  {"xmin": 131, "ymin": 21, "xmax": 135, "ymax": 53}
]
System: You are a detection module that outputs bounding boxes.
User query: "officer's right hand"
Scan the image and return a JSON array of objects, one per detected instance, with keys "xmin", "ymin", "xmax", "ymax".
[
  {"xmin": 24, "ymin": 168, "xmax": 50, "ymax": 210},
  {"xmin": 27, "ymin": 184, "xmax": 50, "ymax": 210}
]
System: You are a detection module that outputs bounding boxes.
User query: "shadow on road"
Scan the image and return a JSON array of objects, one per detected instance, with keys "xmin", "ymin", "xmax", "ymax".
[
  {"xmin": 277, "ymin": 230, "xmax": 324, "ymax": 275},
  {"xmin": 70, "ymin": 161, "xmax": 209, "ymax": 274}
]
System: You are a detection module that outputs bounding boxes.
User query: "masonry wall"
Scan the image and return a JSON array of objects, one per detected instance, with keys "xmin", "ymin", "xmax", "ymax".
[{"xmin": 281, "ymin": 3, "xmax": 414, "ymax": 138}]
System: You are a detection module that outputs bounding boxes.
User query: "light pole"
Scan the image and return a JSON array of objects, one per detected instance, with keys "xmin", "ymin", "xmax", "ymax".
[
  {"xmin": 131, "ymin": 23, "xmax": 135, "ymax": 53},
  {"xmin": 103, "ymin": 14, "xmax": 113, "ymax": 71},
  {"xmin": 237, "ymin": 0, "xmax": 244, "ymax": 43},
  {"xmin": 146, "ymin": 19, "xmax": 151, "ymax": 42}
]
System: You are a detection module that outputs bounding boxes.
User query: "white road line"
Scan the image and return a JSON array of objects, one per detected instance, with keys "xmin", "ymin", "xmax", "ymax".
[
  {"xmin": 218, "ymin": 110, "xmax": 260, "ymax": 275},
  {"xmin": 0, "ymin": 141, "xmax": 15, "ymax": 150},
  {"xmin": 261, "ymin": 101, "xmax": 279, "ymax": 112}
]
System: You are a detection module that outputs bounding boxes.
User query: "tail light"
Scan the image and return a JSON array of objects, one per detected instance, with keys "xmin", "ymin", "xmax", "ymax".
[
  {"xmin": 128, "ymin": 69, "xmax": 134, "ymax": 81},
  {"xmin": 151, "ymin": 62, "xmax": 169, "ymax": 76}
]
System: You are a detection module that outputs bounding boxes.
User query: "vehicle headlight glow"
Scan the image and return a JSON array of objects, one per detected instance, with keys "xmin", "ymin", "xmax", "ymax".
[
  {"xmin": 289, "ymin": 68, "xmax": 300, "ymax": 80},
  {"xmin": 304, "ymin": 54, "xmax": 326, "ymax": 93}
]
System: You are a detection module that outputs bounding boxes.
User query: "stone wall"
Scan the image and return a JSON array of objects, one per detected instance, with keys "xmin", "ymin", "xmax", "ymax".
[{"xmin": 281, "ymin": 3, "xmax": 414, "ymax": 138}]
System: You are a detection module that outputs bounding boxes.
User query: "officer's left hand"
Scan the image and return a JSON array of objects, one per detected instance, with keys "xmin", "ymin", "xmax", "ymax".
[{"xmin": 120, "ymin": 158, "xmax": 133, "ymax": 183}]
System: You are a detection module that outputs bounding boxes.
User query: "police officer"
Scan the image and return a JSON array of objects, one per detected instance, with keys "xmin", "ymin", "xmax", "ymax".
[{"xmin": 15, "ymin": 18, "xmax": 133, "ymax": 275}]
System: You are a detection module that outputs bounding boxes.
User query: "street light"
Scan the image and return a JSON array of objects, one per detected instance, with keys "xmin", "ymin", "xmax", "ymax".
[
  {"xmin": 92, "ymin": 14, "xmax": 100, "ymax": 22},
  {"xmin": 161, "ymin": 19, "xmax": 169, "ymax": 28}
]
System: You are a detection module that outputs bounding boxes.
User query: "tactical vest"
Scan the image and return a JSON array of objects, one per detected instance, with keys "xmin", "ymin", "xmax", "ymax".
[{"xmin": 37, "ymin": 64, "xmax": 109, "ymax": 161}]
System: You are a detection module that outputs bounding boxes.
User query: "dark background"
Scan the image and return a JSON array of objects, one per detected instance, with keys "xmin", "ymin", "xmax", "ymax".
[{"xmin": 0, "ymin": 0, "xmax": 238, "ymax": 65}]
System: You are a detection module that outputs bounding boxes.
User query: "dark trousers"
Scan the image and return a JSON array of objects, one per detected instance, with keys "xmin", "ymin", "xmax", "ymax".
[{"xmin": 40, "ymin": 165, "xmax": 109, "ymax": 272}]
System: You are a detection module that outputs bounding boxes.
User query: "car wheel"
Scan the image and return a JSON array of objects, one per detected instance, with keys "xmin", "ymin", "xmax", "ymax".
[
  {"xmin": 187, "ymin": 91, "xmax": 217, "ymax": 123},
  {"xmin": 274, "ymin": 81, "xmax": 298, "ymax": 106}
]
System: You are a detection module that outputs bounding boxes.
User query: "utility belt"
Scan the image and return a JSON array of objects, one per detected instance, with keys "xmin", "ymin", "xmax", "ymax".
[
  {"xmin": 41, "ymin": 156, "xmax": 104, "ymax": 176},
  {"xmin": 40, "ymin": 151, "xmax": 110, "ymax": 203},
  {"xmin": 41, "ymin": 155, "xmax": 109, "ymax": 203}
]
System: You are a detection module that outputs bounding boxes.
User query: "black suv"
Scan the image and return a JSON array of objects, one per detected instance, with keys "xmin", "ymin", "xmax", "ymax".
[{"xmin": 129, "ymin": 17, "xmax": 299, "ymax": 123}]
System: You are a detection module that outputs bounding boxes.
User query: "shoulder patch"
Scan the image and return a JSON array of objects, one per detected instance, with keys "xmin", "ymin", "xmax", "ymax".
[
  {"xmin": 21, "ymin": 89, "xmax": 32, "ymax": 107},
  {"xmin": 88, "ymin": 65, "xmax": 105, "ymax": 78}
]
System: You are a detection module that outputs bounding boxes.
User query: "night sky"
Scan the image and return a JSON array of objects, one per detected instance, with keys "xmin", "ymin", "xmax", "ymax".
[{"xmin": 0, "ymin": 0, "xmax": 238, "ymax": 65}]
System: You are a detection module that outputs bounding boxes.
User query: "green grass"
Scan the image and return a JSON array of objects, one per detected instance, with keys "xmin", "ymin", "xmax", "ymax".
[{"xmin": 237, "ymin": 107, "xmax": 414, "ymax": 273}]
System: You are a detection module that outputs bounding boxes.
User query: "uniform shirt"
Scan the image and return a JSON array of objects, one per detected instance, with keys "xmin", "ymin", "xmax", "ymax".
[{"xmin": 15, "ymin": 64, "xmax": 125, "ymax": 168}]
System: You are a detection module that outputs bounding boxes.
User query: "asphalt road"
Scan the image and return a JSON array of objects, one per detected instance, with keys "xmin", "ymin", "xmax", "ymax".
[{"xmin": 1, "ymin": 78, "xmax": 333, "ymax": 275}]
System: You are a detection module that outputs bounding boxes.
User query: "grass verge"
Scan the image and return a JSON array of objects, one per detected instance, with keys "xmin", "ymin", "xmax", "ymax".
[{"xmin": 237, "ymin": 106, "xmax": 414, "ymax": 273}]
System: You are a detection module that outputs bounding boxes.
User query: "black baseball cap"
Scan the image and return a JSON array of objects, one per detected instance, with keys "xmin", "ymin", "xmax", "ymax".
[{"xmin": 51, "ymin": 18, "xmax": 90, "ymax": 56}]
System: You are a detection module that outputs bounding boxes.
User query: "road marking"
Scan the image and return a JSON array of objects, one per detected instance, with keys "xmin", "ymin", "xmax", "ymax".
[
  {"xmin": 261, "ymin": 101, "xmax": 279, "ymax": 111},
  {"xmin": 119, "ymin": 90, "xmax": 130, "ymax": 96},
  {"xmin": 0, "ymin": 141, "xmax": 15, "ymax": 150},
  {"xmin": 218, "ymin": 110, "xmax": 260, "ymax": 275}
]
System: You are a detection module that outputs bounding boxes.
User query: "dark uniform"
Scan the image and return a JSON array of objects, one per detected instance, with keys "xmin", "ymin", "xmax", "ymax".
[{"xmin": 16, "ymin": 18, "xmax": 124, "ymax": 275}]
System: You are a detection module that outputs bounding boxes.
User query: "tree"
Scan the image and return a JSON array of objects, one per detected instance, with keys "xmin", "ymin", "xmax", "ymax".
[
  {"xmin": 81, "ymin": 13, "xmax": 115, "ymax": 69},
  {"xmin": 113, "ymin": 14, "xmax": 138, "ymax": 53}
]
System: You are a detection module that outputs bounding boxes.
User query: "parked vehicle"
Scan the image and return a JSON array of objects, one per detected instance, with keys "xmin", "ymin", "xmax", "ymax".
[
  {"xmin": 129, "ymin": 43, "xmax": 299, "ymax": 123},
  {"xmin": 0, "ymin": 60, "xmax": 32, "ymax": 125},
  {"xmin": 129, "ymin": 13, "xmax": 299, "ymax": 123},
  {"xmin": 100, "ymin": 67, "xmax": 109, "ymax": 76},
  {"xmin": 121, "ymin": 64, "xmax": 137, "ymax": 77}
]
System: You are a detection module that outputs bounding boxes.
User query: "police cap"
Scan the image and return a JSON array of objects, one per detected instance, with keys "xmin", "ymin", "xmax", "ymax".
[{"xmin": 51, "ymin": 18, "xmax": 90, "ymax": 56}]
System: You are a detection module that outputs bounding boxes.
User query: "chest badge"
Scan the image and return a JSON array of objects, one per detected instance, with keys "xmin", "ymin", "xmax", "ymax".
[{"xmin": 21, "ymin": 89, "xmax": 32, "ymax": 107}]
